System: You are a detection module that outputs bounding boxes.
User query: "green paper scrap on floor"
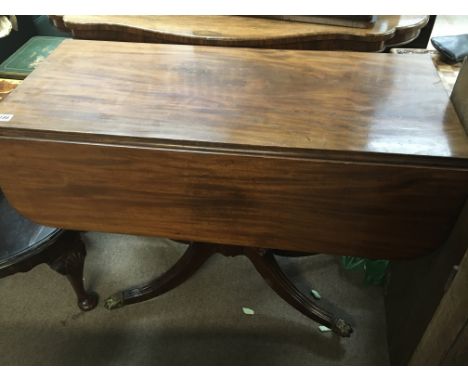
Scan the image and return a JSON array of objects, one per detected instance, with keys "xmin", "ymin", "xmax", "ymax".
[
  {"xmin": 310, "ymin": 289, "xmax": 321, "ymax": 300},
  {"xmin": 0, "ymin": 36, "xmax": 68, "ymax": 79},
  {"xmin": 341, "ymin": 256, "xmax": 390, "ymax": 285},
  {"xmin": 242, "ymin": 307, "xmax": 255, "ymax": 315}
]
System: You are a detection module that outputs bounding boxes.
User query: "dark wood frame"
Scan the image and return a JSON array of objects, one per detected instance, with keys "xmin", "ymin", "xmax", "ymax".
[
  {"xmin": 0, "ymin": 230, "xmax": 98, "ymax": 311},
  {"xmin": 385, "ymin": 199, "xmax": 468, "ymax": 364},
  {"xmin": 410, "ymin": 248, "xmax": 468, "ymax": 365}
]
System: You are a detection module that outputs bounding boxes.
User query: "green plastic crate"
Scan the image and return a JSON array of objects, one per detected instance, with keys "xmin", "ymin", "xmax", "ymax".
[{"xmin": 341, "ymin": 256, "xmax": 390, "ymax": 285}]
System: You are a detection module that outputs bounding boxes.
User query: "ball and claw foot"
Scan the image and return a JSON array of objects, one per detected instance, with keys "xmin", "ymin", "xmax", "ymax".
[
  {"xmin": 78, "ymin": 292, "xmax": 99, "ymax": 311},
  {"xmin": 333, "ymin": 318, "xmax": 353, "ymax": 337},
  {"xmin": 104, "ymin": 292, "xmax": 125, "ymax": 310}
]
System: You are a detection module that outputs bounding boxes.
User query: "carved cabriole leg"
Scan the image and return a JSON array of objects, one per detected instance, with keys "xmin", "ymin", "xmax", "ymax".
[
  {"xmin": 104, "ymin": 241, "xmax": 214, "ymax": 309},
  {"xmin": 47, "ymin": 231, "xmax": 98, "ymax": 311},
  {"xmin": 244, "ymin": 248, "xmax": 353, "ymax": 337}
]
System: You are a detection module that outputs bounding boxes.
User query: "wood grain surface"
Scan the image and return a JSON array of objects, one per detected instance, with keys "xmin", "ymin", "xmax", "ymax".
[
  {"xmin": 451, "ymin": 58, "xmax": 468, "ymax": 134},
  {"xmin": 410, "ymin": 248, "xmax": 468, "ymax": 364},
  {"xmin": 0, "ymin": 39, "xmax": 467, "ymax": 260},
  {"xmin": 0, "ymin": 139, "xmax": 467, "ymax": 259},
  {"xmin": 386, "ymin": 200, "xmax": 468, "ymax": 364},
  {"xmin": 53, "ymin": 15, "xmax": 429, "ymax": 52},
  {"xmin": 0, "ymin": 39, "xmax": 466, "ymax": 166}
]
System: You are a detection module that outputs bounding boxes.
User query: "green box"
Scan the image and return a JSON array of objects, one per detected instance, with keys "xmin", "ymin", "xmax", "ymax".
[{"xmin": 0, "ymin": 36, "xmax": 68, "ymax": 79}]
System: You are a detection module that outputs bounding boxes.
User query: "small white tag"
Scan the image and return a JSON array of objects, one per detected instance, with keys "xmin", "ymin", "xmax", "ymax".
[{"xmin": 0, "ymin": 114, "xmax": 14, "ymax": 122}]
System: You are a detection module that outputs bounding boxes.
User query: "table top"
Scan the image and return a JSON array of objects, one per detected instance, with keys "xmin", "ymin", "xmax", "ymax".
[
  {"xmin": 56, "ymin": 15, "xmax": 428, "ymax": 51},
  {"xmin": 1, "ymin": 39, "xmax": 467, "ymax": 258},
  {"xmin": 0, "ymin": 39, "xmax": 467, "ymax": 167}
]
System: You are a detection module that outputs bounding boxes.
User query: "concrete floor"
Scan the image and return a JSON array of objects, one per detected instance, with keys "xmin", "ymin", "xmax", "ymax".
[{"xmin": 0, "ymin": 232, "xmax": 389, "ymax": 365}]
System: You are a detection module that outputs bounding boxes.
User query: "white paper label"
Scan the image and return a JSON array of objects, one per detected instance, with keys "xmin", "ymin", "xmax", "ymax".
[{"xmin": 0, "ymin": 114, "xmax": 13, "ymax": 122}]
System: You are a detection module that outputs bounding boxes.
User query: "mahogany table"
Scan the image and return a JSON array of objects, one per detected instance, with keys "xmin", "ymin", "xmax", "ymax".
[
  {"xmin": 50, "ymin": 15, "xmax": 429, "ymax": 52},
  {"xmin": 0, "ymin": 39, "xmax": 467, "ymax": 337}
]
